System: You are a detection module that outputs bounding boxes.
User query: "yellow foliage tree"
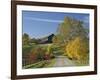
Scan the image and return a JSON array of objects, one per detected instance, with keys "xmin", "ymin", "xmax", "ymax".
[{"xmin": 66, "ymin": 36, "xmax": 89, "ymax": 60}]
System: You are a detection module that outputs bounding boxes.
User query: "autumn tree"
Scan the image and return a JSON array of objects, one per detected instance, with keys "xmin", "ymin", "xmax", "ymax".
[
  {"xmin": 52, "ymin": 16, "xmax": 89, "ymax": 58},
  {"xmin": 65, "ymin": 36, "xmax": 89, "ymax": 60},
  {"xmin": 55, "ymin": 16, "xmax": 72, "ymax": 44},
  {"xmin": 53, "ymin": 16, "xmax": 88, "ymax": 45}
]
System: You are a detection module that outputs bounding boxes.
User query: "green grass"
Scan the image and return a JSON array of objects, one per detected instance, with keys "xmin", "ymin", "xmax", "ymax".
[
  {"xmin": 23, "ymin": 59, "xmax": 56, "ymax": 69},
  {"xmin": 23, "ymin": 60, "xmax": 46, "ymax": 69},
  {"xmin": 44, "ymin": 59, "xmax": 56, "ymax": 67},
  {"xmin": 22, "ymin": 45, "xmax": 33, "ymax": 55}
]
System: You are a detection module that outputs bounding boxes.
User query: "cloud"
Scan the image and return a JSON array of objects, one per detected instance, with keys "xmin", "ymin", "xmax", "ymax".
[{"xmin": 24, "ymin": 17, "xmax": 63, "ymax": 23}]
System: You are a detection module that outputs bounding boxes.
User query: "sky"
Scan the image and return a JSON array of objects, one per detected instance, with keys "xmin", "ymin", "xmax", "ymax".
[{"xmin": 22, "ymin": 11, "xmax": 89, "ymax": 39}]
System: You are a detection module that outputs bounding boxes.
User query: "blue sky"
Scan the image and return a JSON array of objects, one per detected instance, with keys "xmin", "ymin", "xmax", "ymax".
[{"xmin": 22, "ymin": 11, "xmax": 89, "ymax": 38}]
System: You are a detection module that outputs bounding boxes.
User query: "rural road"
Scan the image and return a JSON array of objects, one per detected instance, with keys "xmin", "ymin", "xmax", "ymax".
[{"xmin": 53, "ymin": 56, "xmax": 76, "ymax": 67}]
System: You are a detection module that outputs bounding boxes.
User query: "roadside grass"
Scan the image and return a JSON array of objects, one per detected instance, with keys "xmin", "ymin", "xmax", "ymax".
[
  {"xmin": 23, "ymin": 60, "xmax": 47, "ymax": 69},
  {"xmin": 44, "ymin": 59, "xmax": 56, "ymax": 67},
  {"xmin": 63, "ymin": 52, "xmax": 89, "ymax": 66},
  {"xmin": 74, "ymin": 53, "xmax": 89, "ymax": 66},
  {"xmin": 23, "ymin": 59, "xmax": 56, "ymax": 69}
]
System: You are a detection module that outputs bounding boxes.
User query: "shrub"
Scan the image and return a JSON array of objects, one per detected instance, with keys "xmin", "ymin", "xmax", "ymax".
[{"xmin": 44, "ymin": 53, "xmax": 51, "ymax": 60}]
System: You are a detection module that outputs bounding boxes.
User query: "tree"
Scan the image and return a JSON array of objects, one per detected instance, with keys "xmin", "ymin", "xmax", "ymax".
[
  {"xmin": 22, "ymin": 33, "xmax": 30, "ymax": 45},
  {"xmin": 52, "ymin": 34, "xmax": 62, "ymax": 44},
  {"xmin": 52, "ymin": 16, "xmax": 89, "ymax": 58},
  {"xmin": 65, "ymin": 36, "xmax": 89, "ymax": 60},
  {"xmin": 56, "ymin": 16, "xmax": 72, "ymax": 44},
  {"xmin": 54, "ymin": 16, "xmax": 88, "ymax": 45},
  {"xmin": 30, "ymin": 38, "xmax": 38, "ymax": 44}
]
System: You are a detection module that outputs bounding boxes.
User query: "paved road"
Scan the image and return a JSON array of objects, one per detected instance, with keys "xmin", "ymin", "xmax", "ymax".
[{"xmin": 53, "ymin": 56, "xmax": 76, "ymax": 67}]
